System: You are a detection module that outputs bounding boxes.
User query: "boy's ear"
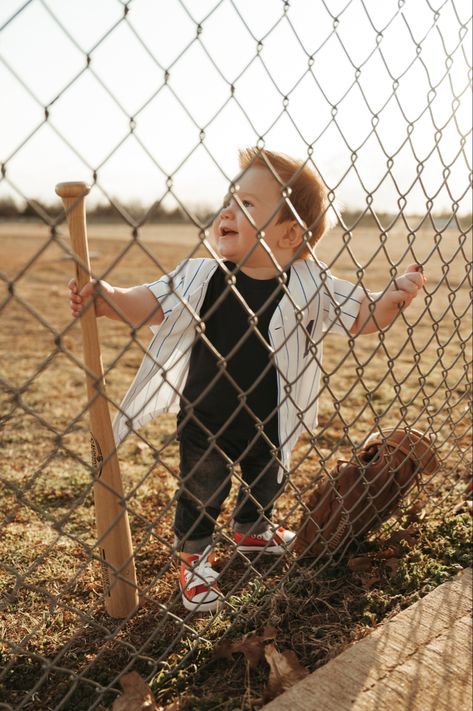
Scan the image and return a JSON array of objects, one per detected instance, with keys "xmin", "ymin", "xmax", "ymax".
[{"xmin": 279, "ymin": 221, "xmax": 304, "ymax": 250}]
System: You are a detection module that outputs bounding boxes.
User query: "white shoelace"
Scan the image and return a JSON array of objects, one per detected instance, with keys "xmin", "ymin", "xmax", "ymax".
[
  {"xmin": 183, "ymin": 546, "xmax": 219, "ymax": 592},
  {"xmin": 254, "ymin": 529, "xmax": 274, "ymax": 542},
  {"xmin": 250, "ymin": 528, "xmax": 295, "ymax": 544}
]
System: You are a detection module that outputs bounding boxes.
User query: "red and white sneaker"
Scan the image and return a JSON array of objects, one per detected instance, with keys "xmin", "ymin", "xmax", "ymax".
[
  {"xmin": 233, "ymin": 526, "xmax": 296, "ymax": 555},
  {"xmin": 179, "ymin": 546, "xmax": 222, "ymax": 612}
]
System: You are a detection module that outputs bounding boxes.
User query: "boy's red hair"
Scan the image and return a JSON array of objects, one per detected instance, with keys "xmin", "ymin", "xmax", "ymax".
[{"xmin": 238, "ymin": 147, "xmax": 329, "ymax": 258}]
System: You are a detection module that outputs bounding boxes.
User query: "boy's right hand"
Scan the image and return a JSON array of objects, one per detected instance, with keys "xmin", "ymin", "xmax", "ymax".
[{"xmin": 68, "ymin": 279, "xmax": 116, "ymax": 319}]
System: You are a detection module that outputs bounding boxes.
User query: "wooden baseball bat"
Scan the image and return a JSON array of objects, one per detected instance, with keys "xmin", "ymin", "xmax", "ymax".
[{"xmin": 56, "ymin": 181, "xmax": 139, "ymax": 618}]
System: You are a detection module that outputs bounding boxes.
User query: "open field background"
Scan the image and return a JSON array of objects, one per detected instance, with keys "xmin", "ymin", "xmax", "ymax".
[{"xmin": 0, "ymin": 220, "xmax": 472, "ymax": 710}]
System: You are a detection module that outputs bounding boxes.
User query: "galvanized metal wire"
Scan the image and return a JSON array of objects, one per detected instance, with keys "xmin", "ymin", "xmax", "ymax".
[{"xmin": 0, "ymin": 1, "xmax": 471, "ymax": 709}]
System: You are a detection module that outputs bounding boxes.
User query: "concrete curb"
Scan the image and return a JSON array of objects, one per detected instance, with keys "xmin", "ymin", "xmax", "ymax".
[{"xmin": 263, "ymin": 567, "xmax": 472, "ymax": 711}]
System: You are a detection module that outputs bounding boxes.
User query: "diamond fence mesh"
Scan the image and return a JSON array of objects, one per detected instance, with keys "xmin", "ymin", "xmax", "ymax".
[{"xmin": 0, "ymin": 1, "xmax": 472, "ymax": 709}]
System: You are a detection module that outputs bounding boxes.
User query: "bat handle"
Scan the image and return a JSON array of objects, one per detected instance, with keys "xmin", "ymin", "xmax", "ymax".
[
  {"xmin": 56, "ymin": 182, "xmax": 92, "ymax": 291},
  {"xmin": 56, "ymin": 182, "xmax": 105, "ymax": 400}
]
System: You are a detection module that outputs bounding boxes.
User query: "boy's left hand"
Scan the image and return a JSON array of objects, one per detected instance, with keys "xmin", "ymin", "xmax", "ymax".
[
  {"xmin": 388, "ymin": 264, "xmax": 426, "ymax": 308},
  {"xmin": 351, "ymin": 264, "xmax": 427, "ymax": 335}
]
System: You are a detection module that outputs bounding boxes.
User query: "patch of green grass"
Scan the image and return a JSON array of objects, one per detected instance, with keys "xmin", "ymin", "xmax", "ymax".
[
  {"xmin": 391, "ymin": 514, "xmax": 471, "ymax": 591},
  {"xmin": 348, "ymin": 512, "xmax": 472, "ymax": 625}
]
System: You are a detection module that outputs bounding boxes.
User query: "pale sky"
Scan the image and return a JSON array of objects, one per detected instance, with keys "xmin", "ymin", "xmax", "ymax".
[{"xmin": 0, "ymin": 0, "xmax": 471, "ymax": 217}]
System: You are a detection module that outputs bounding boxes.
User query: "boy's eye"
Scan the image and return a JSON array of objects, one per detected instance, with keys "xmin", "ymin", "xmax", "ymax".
[{"xmin": 242, "ymin": 199, "xmax": 253, "ymax": 208}]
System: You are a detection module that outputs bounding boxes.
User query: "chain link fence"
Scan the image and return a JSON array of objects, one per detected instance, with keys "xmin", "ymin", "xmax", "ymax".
[{"xmin": 1, "ymin": 1, "xmax": 472, "ymax": 709}]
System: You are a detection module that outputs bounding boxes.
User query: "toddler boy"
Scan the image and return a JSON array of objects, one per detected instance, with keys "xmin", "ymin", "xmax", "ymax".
[{"xmin": 69, "ymin": 148, "xmax": 425, "ymax": 612}]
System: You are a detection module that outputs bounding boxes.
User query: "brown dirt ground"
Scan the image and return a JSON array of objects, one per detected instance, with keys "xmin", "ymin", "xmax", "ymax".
[{"xmin": 0, "ymin": 219, "xmax": 471, "ymax": 710}]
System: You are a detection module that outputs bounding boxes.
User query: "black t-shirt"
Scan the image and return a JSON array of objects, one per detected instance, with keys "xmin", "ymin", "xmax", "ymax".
[{"xmin": 178, "ymin": 261, "xmax": 288, "ymax": 450}]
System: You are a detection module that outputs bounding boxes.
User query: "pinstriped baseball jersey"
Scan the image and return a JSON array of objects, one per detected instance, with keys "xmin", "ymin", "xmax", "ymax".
[{"xmin": 112, "ymin": 257, "xmax": 364, "ymax": 478}]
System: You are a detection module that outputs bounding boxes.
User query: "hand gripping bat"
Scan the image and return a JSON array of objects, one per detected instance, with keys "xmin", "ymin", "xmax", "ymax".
[{"xmin": 56, "ymin": 182, "xmax": 139, "ymax": 618}]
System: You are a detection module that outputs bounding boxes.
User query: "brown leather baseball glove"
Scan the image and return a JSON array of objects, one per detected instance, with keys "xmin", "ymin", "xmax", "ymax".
[{"xmin": 293, "ymin": 428, "xmax": 439, "ymax": 557}]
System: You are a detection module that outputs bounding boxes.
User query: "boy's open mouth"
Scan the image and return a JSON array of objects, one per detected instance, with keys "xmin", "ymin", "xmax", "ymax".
[{"xmin": 220, "ymin": 227, "xmax": 238, "ymax": 236}]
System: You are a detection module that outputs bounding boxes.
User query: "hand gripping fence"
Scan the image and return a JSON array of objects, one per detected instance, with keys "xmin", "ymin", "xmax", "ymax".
[{"xmin": 0, "ymin": 2, "xmax": 471, "ymax": 710}]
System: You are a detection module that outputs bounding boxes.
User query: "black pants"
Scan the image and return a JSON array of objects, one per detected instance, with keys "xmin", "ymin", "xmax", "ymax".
[{"xmin": 174, "ymin": 425, "xmax": 283, "ymax": 553}]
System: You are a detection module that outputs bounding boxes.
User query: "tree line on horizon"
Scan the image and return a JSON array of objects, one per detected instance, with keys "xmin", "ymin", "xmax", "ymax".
[
  {"xmin": 0, "ymin": 196, "xmax": 189, "ymax": 224},
  {"xmin": 0, "ymin": 196, "xmax": 469, "ymax": 230}
]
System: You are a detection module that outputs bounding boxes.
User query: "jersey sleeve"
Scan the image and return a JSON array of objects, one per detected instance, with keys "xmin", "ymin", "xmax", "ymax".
[
  {"xmin": 322, "ymin": 267, "xmax": 365, "ymax": 335},
  {"xmin": 145, "ymin": 260, "xmax": 187, "ymax": 332}
]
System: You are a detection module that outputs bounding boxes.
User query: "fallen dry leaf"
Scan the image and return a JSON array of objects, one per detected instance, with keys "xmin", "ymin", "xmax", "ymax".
[
  {"xmin": 214, "ymin": 626, "xmax": 277, "ymax": 668},
  {"xmin": 263, "ymin": 643, "xmax": 309, "ymax": 702},
  {"xmin": 361, "ymin": 574, "xmax": 382, "ymax": 590},
  {"xmin": 370, "ymin": 547, "xmax": 398, "ymax": 560},
  {"xmin": 233, "ymin": 637, "xmax": 267, "ymax": 668},
  {"xmin": 405, "ymin": 500, "xmax": 427, "ymax": 523},
  {"xmin": 384, "ymin": 558, "xmax": 400, "ymax": 574},
  {"xmin": 213, "ymin": 640, "xmax": 234, "ymax": 662},
  {"xmin": 347, "ymin": 556, "xmax": 373, "ymax": 572},
  {"xmin": 387, "ymin": 526, "xmax": 419, "ymax": 547},
  {"xmin": 111, "ymin": 671, "xmax": 158, "ymax": 711}
]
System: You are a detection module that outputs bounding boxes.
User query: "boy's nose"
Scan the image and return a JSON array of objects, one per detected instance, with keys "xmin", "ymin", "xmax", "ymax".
[{"xmin": 220, "ymin": 201, "xmax": 235, "ymax": 218}]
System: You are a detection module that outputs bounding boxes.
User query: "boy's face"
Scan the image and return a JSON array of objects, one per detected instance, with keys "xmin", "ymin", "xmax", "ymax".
[{"xmin": 213, "ymin": 165, "xmax": 291, "ymax": 269}]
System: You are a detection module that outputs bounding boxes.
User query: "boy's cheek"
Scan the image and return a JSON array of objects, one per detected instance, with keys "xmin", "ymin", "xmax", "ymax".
[{"xmin": 211, "ymin": 223, "xmax": 223, "ymax": 246}]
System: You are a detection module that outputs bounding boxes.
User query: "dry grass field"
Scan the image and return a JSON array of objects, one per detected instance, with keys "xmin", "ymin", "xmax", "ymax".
[{"xmin": 0, "ymin": 218, "xmax": 471, "ymax": 710}]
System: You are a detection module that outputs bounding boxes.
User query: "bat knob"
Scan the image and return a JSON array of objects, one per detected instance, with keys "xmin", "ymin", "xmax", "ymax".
[{"xmin": 55, "ymin": 181, "xmax": 91, "ymax": 199}]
